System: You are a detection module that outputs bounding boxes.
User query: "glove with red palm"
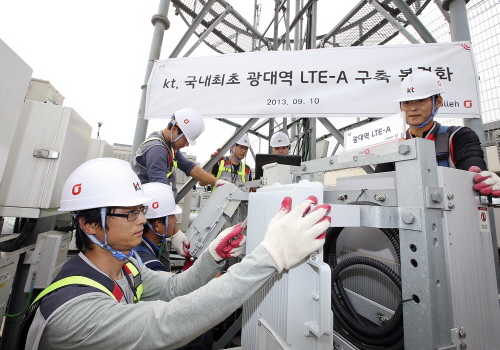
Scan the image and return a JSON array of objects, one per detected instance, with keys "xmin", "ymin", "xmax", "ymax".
[
  {"xmin": 209, "ymin": 220, "xmax": 247, "ymax": 262},
  {"xmin": 261, "ymin": 196, "xmax": 331, "ymax": 272},
  {"xmin": 469, "ymin": 166, "xmax": 500, "ymax": 197}
]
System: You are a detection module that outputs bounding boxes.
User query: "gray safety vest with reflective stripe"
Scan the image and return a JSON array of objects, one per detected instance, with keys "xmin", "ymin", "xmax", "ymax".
[
  {"xmin": 214, "ymin": 158, "xmax": 250, "ymax": 191},
  {"xmin": 22, "ymin": 254, "xmax": 141, "ymax": 350},
  {"xmin": 131, "ymin": 131, "xmax": 178, "ymax": 193}
]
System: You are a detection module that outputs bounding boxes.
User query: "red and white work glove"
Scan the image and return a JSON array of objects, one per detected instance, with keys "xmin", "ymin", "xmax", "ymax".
[
  {"xmin": 215, "ymin": 179, "xmax": 231, "ymax": 188},
  {"xmin": 171, "ymin": 229, "xmax": 190, "ymax": 257},
  {"xmin": 209, "ymin": 220, "xmax": 247, "ymax": 262},
  {"xmin": 469, "ymin": 166, "xmax": 500, "ymax": 197},
  {"xmin": 261, "ymin": 196, "xmax": 331, "ymax": 273}
]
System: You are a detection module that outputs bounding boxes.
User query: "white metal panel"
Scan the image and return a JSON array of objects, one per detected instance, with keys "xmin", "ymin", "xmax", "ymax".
[
  {"xmin": 0, "ymin": 38, "xmax": 32, "ymax": 183},
  {"xmin": 243, "ymin": 180, "xmax": 333, "ymax": 350},
  {"xmin": 0, "ymin": 101, "xmax": 91, "ymax": 214},
  {"xmin": 25, "ymin": 78, "xmax": 65, "ymax": 105},
  {"xmin": 438, "ymin": 167, "xmax": 500, "ymax": 349},
  {"xmin": 86, "ymin": 139, "xmax": 114, "ymax": 160}
]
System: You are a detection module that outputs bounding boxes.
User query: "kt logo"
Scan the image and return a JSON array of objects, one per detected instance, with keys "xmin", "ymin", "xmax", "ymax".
[
  {"xmin": 464, "ymin": 100, "xmax": 473, "ymax": 108},
  {"xmin": 152, "ymin": 202, "xmax": 159, "ymax": 209}
]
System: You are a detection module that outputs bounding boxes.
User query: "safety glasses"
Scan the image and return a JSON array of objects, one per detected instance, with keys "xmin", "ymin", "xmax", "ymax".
[{"xmin": 108, "ymin": 206, "xmax": 148, "ymax": 221}]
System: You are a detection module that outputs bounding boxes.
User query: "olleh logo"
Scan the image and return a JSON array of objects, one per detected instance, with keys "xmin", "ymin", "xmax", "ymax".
[
  {"xmin": 152, "ymin": 202, "xmax": 159, "ymax": 209},
  {"xmin": 72, "ymin": 184, "xmax": 82, "ymax": 195}
]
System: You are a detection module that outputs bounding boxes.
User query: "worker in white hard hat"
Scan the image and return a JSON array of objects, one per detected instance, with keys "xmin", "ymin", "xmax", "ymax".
[
  {"xmin": 374, "ymin": 71, "xmax": 500, "ymax": 196},
  {"xmin": 131, "ymin": 182, "xmax": 181, "ymax": 272},
  {"xmin": 375, "ymin": 71, "xmax": 485, "ymax": 171},
  {"xmin": 21, "ymin": 157, "xmax": 332, "ymax": 350},
  {"xmin": 201, "ymin": 133, "xmax": 252, "ymax": 191},
  {"xmin": 132, "ymin": 108, "xmax": 231, "ymax": 259},
  {"xmin": 270, "ymin": 131, "xmax": 291, "ymax": 155}
]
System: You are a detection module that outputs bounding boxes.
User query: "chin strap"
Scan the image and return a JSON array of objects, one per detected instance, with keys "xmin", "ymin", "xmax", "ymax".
[
  {"xmin": 170, "ymin": 116, "xmax": 184, "ymax": 149},
  {"xmin": 78, "ymin": 208, "xmax": 133, "ymax": 261},
  {"xmin": 407, "ymin": 95, "xmax": 440, "ymax": 129},
  {"xmin": 230, "ymin": 144, "xmax": 242, "ymax": 164},
  {"xmin": 146, "ymin": 217, "xmax": 168, "ymax": 243}
]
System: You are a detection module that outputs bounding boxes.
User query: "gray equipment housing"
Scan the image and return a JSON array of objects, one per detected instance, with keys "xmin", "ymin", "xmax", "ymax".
[
  {"xmin": 242, "ymin": 138, "xmax": 500, "ymax": 350},
  {"xmin": 184, "ymin": 183, "xmax": 243, "ymax": 258}
]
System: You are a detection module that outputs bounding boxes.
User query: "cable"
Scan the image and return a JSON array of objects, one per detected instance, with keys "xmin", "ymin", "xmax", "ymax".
[
  {"xmin": 0, "ymin": 218, "xmax": 37, "ymax": 252},
  {"xmin": 4, "ymin": 291, "xmax": 33, "ymax": 318},
  {"xmin": 324, "ymin": 201, "xmax": 404, "ymax": 350}
]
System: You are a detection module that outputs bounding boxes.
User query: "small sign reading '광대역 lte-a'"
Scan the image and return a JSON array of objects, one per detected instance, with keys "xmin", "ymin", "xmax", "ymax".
[{"xmin": 343, "ymin": 112, "xmax": 406, "ymax": 152}]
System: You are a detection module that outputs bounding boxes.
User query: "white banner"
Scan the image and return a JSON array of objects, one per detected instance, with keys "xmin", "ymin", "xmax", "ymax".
[
  {"xmin": 344, "ymin": 112, "xmax": 406, "ymax": 151},
  {"xmin": 145, "ymin": 42, "xmax": 480, "ymax": 119}
]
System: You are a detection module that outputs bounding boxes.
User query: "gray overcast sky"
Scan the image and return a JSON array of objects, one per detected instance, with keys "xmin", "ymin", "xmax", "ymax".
[{"xmin": 0, "ymin": 1, "xmax": 355, "ymax": 167}]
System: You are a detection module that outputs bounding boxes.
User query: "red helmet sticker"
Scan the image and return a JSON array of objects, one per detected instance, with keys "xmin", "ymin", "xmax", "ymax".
[
  {"xmin": 152, "ymin": 202, "xmax": 159, "ymax": 209},
  {"xmin": 184, "ymin": 119, "xmax": 189, "ymax": 124},
  {"xmin": 72, "ymin": 184, "xmax": 82, "ymax": 195}
]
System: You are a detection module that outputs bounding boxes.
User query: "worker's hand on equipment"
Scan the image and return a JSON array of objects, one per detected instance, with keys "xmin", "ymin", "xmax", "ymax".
[
  {"xmin": 261, "ymin": 196, "xmax": 331, "ymax": 273},
  {"xmin": 215, "ymin": 179, "xmax": 232, "ymax": 188},
  {"xmin": 171, "ymin": 229, "xmax": 190, "ymax": 257},
  {"xmin": 469, "ymin": 166, "xmax": 500, "ymax": 197},
  {"xmin": 209, "ymin": 222, "xmax": 247, "ymax": 262}
]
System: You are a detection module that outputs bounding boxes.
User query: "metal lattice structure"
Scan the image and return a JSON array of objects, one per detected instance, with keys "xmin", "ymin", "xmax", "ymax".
[
  {"xmin": 320, "ymin": 0, "xmax": 431, "ymax": 47},
  {"xmin": 171, "ymin": 0, "xmax": 272, "ymax": 53}
]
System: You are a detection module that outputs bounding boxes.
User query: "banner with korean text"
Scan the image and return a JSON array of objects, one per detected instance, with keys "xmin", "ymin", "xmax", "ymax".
[{"xmin": 145, "ymin": 42, "xmax": 480, "ymax": 119}]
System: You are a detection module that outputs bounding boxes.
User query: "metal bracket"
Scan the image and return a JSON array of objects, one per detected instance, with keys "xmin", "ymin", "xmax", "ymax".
[
  {"xmin": 357, "ymin": 206, "xmax": 422, "ymax": 231},
  {"xmin": 227, "ymin": 192, "xmax": 249, "ymax": 201},
  {"xmin": 33, "ymin": 148, "xmax": 59, "ymax": 159},
  {"xmin": 325, "ymin": 189, "xmax": 398, "ymax": 207},
  {"xmin": 435, "ymin": 327, "xmax": 461, "ymax": 349}
]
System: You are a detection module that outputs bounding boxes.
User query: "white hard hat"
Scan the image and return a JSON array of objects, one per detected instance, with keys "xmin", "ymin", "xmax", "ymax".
[
  {"xmin": 235, "ymin": 133, "xmax": 250, "ymax": 147},
  {"xmin": 270, "ymin": 131, "xmax": 290, "ymax": 147},
  {"xmin": 59, "ymin": 158, "xmax": 152, "ymax": 212},
  {"xmin": 173, "ymin": 108, "xmax": 205, "ymax": 145},
  {"xmin": 396, "ymin": 71, "xmax": 445, "ymax": 102},
  {"xmin": 142, "ymin": 182, "xmax": 182, "ymax": 219}
]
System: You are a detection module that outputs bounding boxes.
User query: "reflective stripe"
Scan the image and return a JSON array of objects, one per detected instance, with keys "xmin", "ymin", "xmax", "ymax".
[
  {"xmin": 213, "ymin": 160, "xmax": 246, "ymax": 192},
  {"xmin": 32, "ymin": 276, "xmax": 115, "ymax": 305},
  {"xmin": 167, "ymin": 159, "xmax": 178, "ymax": 178},
  {"xmin": 140, "ymin": 137, "xmax": 178, "ymax": 178},
  {"xmin": 33, "ymin": 261, "xmax": 142, "ymax": 306},
  {"xmin": 124, "ymin": 262, "xmax": 143, "ymax": 301}
]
